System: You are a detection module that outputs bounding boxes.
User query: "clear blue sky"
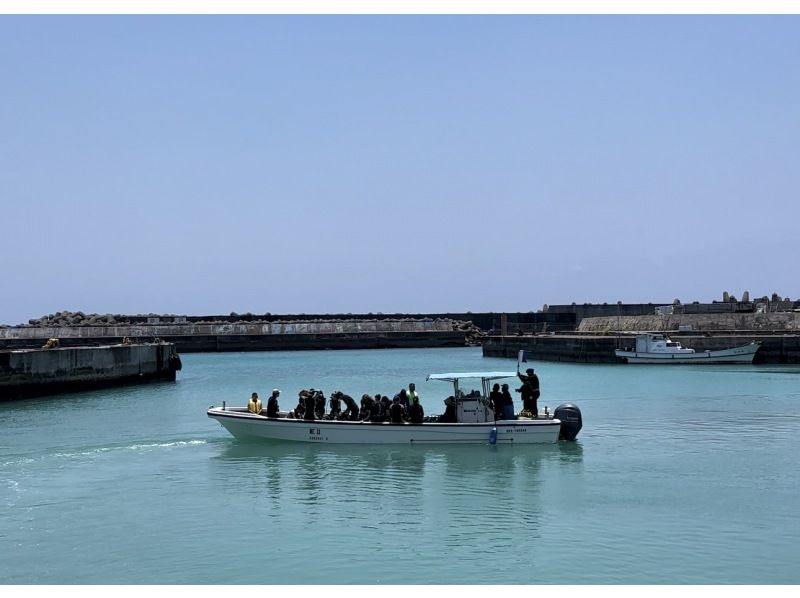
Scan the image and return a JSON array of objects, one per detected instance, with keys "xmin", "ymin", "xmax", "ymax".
[{"xmin": 1, "ymin": 16, "xmax": 798, "ymax": 324}]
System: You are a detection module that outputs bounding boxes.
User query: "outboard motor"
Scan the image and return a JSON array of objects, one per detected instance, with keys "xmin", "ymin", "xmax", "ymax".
[{"xmin": 554, "ymin": 403, "xmax": 582, "ymax": 441}]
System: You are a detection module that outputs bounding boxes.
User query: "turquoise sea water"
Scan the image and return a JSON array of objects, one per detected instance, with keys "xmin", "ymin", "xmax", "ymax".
[{"xmin": 2, "ymin": 347, "xmax": 799, "ymax": 584}]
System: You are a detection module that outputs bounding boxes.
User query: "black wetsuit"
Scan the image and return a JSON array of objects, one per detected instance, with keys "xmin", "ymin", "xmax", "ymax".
[
  {"xmin": 328, "ymin": 396, "xmax": 342, "ymax": 419},
  {"xmin": 360, "ymin": 398, "xmax": 373, "ymax": 421},
  {"xmin": 518, "ymin": 373, "xmax": 540, "ymax": 416},
  {"xmin": 501, "ymin": 389, "xmax": 514, "ymax": 416},
  {"xmin": 393, "ymin": 391, "xmax": 409, "ymax": 409},
  {"xmin": 389, "ymin": 401, "xmax": 405, "ymax": 424},
  {"xmin": 440, "ymin": 402, "xmax": 456, "ymax": 423},
  {"xmin": 304, "ymin": 394, "xmax": 316, "ymax": 421},
  {"xmin": 294, "ymin": 399, "xmax": 305, "ymax": 419},
  {"xmin": 266, "ymin": 396, "xmax": 280, "ymax": 418},
  {"xmin": 341, "ymin": 394, "xmax": 359, "ymax": 420},
  {"xmin": 408, "ymin": 402, "xmax": 424, "ymax": 424},
  {"xmin": 489, "ymin": 390, "xmax": 503, "ymax": 420},
  {"xmin": 314, "ymin": 393, "xmax": 326, "ymax": 419},
  {"xmin": 370, "ymin": 400, "xmax": 385, "ymax": 423},
  {"xmin": 380, "ymin": 397, "xmax": 391, "ymax": 421}
]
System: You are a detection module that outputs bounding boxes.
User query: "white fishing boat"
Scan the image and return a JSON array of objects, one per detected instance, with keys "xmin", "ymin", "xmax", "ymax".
[
  {"xmin": 207, "ymin": 371, "xmax": 582, "ymax": 445},
  {"xmin": 614, "ymin": 333, "xmax": 760, "ymax": 364}
]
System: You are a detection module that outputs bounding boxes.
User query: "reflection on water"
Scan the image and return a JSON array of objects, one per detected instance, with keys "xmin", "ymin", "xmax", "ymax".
[{"xmin": 205, "ymin": 439, "xmax": 586, "ymax": 583}]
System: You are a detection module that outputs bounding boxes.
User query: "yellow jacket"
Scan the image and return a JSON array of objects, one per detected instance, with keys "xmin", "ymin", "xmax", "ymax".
[{"xmin": 248, "ymin": 399, "xmax": 262, "ymax": 414}]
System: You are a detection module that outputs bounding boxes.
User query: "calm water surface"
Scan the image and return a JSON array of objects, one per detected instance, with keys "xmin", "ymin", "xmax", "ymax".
[{"xmin": 2, "ymin": 347, "xmax": 799, "ymax": 584}]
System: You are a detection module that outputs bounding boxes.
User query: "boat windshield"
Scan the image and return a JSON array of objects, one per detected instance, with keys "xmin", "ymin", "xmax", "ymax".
[{"xmin": 427, "ymin": 371, "xmax": 517, "ymax": 398}]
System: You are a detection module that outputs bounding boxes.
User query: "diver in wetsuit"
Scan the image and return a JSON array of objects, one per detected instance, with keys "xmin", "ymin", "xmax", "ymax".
[
  {"xmin": 408, "ymin": 396, "xmax": 424, "ymax": 424},
  {"xmin": 360, "ymin": 394, "xmax": 373, "ymax": 421},
  {"xmin": 293, "ymin": 392, "xmax": 306, "ymax": 419},
  {"xmin": 379, "ymin": 395, "xmax": 391, "ymax": 421},
  {"xmin": 266, "ymin": 389, "xmax": 280, "ymax": 418},
  {"xmin": 328, "ymin": 392, "xmax": 342, "ymax": 419},
  {"xmin": 501, "ymin": 384, "xmax": 515, "ymax": 420},
  {"xmin": 389, "ymin": 396, "xmax": 405, "ymax": 424},
  {"xmin": 340, "ymin": 393, "xmax": 359, "ymax": 421},
  {"xmin": 393, "ymin": 388, "xmax": 409, "ymax": 409},
  {"xmin": 304, "ymin": 391, "xmax": 316, "ymax": 421},
  {"xmin": 440, "ymin": 397, "xmax": 457, "ymax": 423},
  {"xmin": 370, "ymin": 396, "xmax": 385, "ymax": 423},
  {"xmin": 314, "ymin": 390, "xmax": 326, "ymax": 419},
  {"xmin": 516, "ymin": 368, "xmax": 540, "ymax": 418},
  {"xmin": 489, "ymin": 383, "xmax": 503, "ymax": 421}
]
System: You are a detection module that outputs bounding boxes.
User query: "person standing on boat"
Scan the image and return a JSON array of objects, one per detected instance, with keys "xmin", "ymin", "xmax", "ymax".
[
  {"xmin": 339, "ymin": 392, "xmax": 359, "ymax": 420},
  {"xmin": 407, "ymin": 383, "xmax": 419, "ymax": 405},
  {"xmin": 517, "ymin": 368, "xmax": 540, "ymax": 418},
  {"xmin": 247, "ymin": 392, "xmax": 262, "ymax": 414},
  {"xmin": 266, "ymin": 389, "xmax": 280, "ymax": 418},
  {"xmin": 501, "ymin": 383, "xmax": 515, "ymax": 420},
  {"xmin": 489, "ymin": 383, "xmax": 503, "ymax": 421},
  {"xmin": 408, "ymin": 395, "xmax": 424, "ymax": 424}
]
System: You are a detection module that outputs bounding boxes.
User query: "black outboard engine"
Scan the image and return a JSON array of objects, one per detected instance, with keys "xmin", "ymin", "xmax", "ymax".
[{"xmin": 554, "ymin": 403, "xmax": 582, "ymax": 441}]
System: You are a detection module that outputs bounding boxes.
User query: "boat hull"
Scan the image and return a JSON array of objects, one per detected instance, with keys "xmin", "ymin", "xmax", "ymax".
[
  {"xmin": 615, "ymin": 342, "xmax": 760, "ymax": 364},
  {"xmin": 207, "ymin": 408, "xmax": 562, "ymax": 444}
]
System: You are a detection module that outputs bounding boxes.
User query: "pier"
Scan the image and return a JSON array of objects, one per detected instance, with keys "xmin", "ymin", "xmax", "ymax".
[{"xmin": 0, "ymin": 342, "xmax": 182, "ymax": 401}]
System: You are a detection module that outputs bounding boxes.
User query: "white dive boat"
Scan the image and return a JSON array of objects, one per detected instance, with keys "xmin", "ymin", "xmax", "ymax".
[
  {"xmin": 614, "ymin": 333, "xmax": 761, "ymax": 364},
  {"xmin": 207, "ymin": 371, "xmax": 582, "ymax": 445}
]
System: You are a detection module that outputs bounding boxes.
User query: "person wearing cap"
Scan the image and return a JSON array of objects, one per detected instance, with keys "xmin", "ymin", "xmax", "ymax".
[
  {"xmin": 516, "ymin": 367, "xmax": 540, "ymax": 418},
  {"xmin": 266, "ymin": 389, "xmax": 281, "ymax": 418},
  {"xmin": 247, "ymin": 392, "xmax": 262, "ymax": 414}
]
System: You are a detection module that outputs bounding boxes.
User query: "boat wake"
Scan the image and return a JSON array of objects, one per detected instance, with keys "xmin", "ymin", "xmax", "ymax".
[{"xmin": 1, "ymin": 439, "xmax": 207, "ymax": 468}]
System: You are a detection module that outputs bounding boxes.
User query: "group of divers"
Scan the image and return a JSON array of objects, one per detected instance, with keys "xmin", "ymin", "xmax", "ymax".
[{"xmin": 245, "ymin": 368, "xmax": 542, "ymax": 425}]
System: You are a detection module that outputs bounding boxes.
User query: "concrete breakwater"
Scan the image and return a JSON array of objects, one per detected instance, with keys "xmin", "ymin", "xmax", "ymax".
[
  {"xmin": 482, "ymin": 333, "xmax": 800, "ymax": 364},
  {"xmin": 577, "ymin": 312, "xmax": 800, "ymax": 333},
  {"xmin": 0, "ymin": 319, "xmax": 470, "ymax": 353},
  {"xmin": 0, "ymin": 342, "xmax": 182, "ymax": 401}
]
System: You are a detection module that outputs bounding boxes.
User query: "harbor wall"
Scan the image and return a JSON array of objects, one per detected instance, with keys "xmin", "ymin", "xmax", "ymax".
[
  {"xmin": 0, "ymin": 320, "xmax": 469, "ymax": 353},
  {"xmin": 577, "ymin": 312, "xmax": 800, "ymax": 333},
  {"xmin": 482, "ymin": 333, "xmax": 800, "ymax": 364},
  {"xmin": 0, "ymin": 343, "xmax": 181, "ymax": 401}
]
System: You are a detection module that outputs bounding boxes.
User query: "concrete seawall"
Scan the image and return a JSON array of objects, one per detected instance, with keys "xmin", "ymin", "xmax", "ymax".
[
  {"xmin": 0, "ymin": 320, "xmax": 468, "ymax": 353},
  {"xmin": 0, "ymin": 343, "xmax": 182, "ymax": 401},
  {"xmin": 578, "ymin": 312, "xmax": 800, "ymax": 333},
  {"xmin": 482, "ymin": 334, "xmax": 800, "ymax": 364}
]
